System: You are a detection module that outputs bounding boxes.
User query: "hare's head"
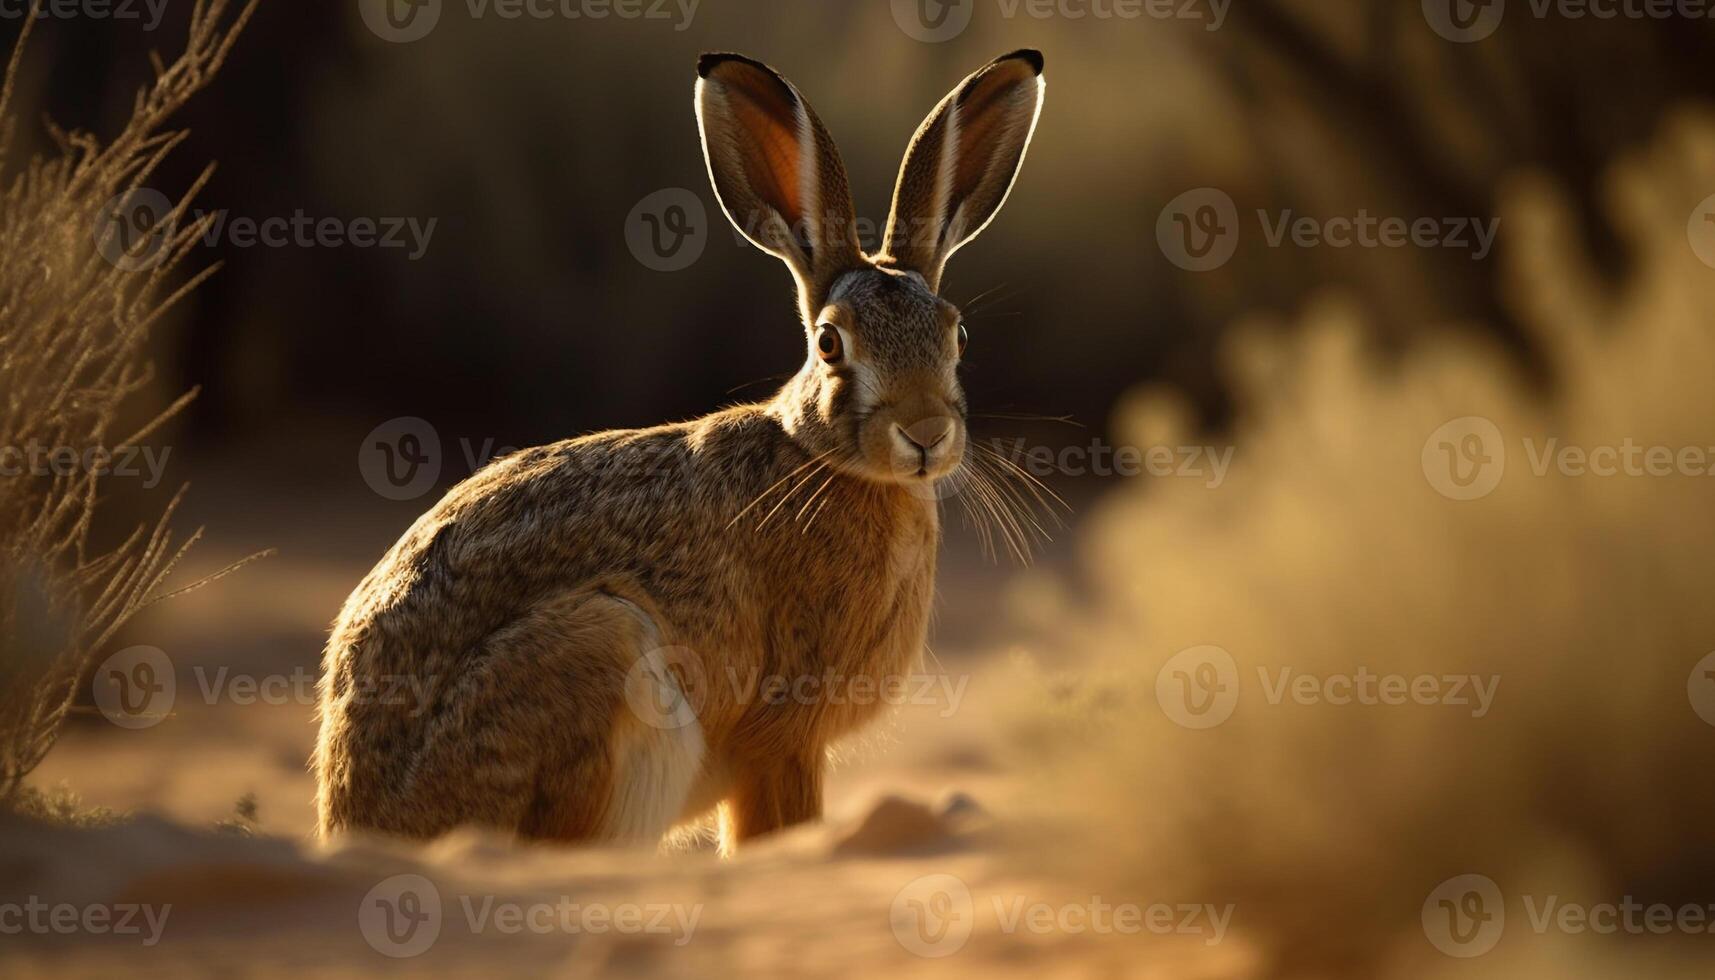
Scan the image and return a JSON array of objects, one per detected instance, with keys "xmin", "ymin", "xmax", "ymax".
[{"xmin": 695, "ymin": 50, "xmax": 1044, "ymax": 485}]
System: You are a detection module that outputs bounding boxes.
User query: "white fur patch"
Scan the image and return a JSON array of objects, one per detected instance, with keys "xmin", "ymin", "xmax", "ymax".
[
  {"xmin": 601, "ymin": 601, "xmax": 707, "ymax": 843},
  {"xmin": 601, "ymin": 702, "xmax": 705, "ymax": 843}
]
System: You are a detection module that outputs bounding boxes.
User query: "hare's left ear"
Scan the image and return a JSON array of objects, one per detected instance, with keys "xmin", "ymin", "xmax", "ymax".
[
  {"xmin": 696, "ymin": 53, "xmax": 864, "ymax": 322},
  {"xmin": 880, "ymin": 49, "xmax": 1045, "ymax": 293}
]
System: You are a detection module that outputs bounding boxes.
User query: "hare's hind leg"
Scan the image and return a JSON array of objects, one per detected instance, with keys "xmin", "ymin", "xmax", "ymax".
[
  {"xmin": 408, "ymin": 590, "xmax": 703, "ymax": 845},
  {"xmin": 515, "ymin": 592, "xmax": 705, "ymax": 844},
  {"xmin": 718, "ymin": 753, "xmax": 824, "ymax": 854}
]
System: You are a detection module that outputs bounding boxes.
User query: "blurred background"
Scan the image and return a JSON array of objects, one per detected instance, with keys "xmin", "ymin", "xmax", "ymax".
[
  {"xmin": 4, "ymin": 1, "xmax": 1715, "ymax": 977},
  {"xmin": 4, "ymin": 0, "xmax": 1709, "ymax": 647}
]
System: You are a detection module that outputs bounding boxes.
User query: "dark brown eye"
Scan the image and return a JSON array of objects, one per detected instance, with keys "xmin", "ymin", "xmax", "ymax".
[
  {"xmin": 816, "ymin": 324, "xmax": 843, "ymax": 363},
  {"xmin": 957, "ymin": 322, "xmax": 969, "ymax": 356}
]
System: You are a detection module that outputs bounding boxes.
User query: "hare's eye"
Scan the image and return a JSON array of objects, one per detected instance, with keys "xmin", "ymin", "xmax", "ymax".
[
  {"xmin": 957, "ymin": 322, "xmax": 969, "ymax": 356},
  {"xmin": 816, "ymin": 324, "xmax": 844, "ymax": 364}
]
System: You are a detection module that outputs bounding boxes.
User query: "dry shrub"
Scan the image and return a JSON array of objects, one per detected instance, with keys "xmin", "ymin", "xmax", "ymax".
[
  {"xmin": 1008, "ymin": 109, "xmax": 1715, "ymax": 978},
  {"xmin": 0, "ymin": 0, "xmax": 258, "ymax": 803}
]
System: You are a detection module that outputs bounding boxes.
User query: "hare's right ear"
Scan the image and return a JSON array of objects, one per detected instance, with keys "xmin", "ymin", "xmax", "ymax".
[
  {"xmin": 696, "ymin": 54, "xmax": 863, "ymax": 321},
  {"xmin": 880, "ymin": 50, "xmax": 1045, "ymax": 293}
]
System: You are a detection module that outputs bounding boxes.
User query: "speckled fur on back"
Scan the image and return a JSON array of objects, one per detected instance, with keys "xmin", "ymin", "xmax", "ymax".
[{"xmin": 314, "ymin": 50, "xmax": 1046, "ymax": 850}]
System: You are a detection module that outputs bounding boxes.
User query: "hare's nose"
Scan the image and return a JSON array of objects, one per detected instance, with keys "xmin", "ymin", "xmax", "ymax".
[{"xmin": 895, "ymin": 417, "xmax": 955, "ymax": 454}]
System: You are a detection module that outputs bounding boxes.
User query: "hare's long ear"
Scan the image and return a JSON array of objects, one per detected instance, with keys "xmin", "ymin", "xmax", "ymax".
[
  {"xmin": 880, "ymin": 50, "xmax": 1044, "ymax": 293},
  {"xmin": 696, "ymin": 53, "xmax": 863, "ymax": 321}
]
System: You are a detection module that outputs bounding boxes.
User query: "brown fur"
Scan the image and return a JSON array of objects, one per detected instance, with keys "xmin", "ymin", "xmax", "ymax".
[{"xmin": 314, "ymin": 50, "xmax": 1046, "ymax": 850}]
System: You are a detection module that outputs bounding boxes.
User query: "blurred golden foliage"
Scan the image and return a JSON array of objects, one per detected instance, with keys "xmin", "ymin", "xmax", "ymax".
[
  {"xmin": 1007, "ymin": 109, "xmax": 1715, "ymax": 977},
  {"xmin": 0, "ymin": 0, "xmax": 257, "ymax": 803}
]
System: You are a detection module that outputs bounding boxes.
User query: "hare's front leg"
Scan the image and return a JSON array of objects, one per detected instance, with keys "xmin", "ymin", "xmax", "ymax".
[{"xmin": 719, "ymin": 753, "xmax": 823, "ymax": 853}]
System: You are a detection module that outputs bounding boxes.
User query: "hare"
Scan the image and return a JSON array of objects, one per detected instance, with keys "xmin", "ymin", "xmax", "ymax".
[{"xmin": 314, "ymin": 49, "xmax": 1045, "ymax": 850}]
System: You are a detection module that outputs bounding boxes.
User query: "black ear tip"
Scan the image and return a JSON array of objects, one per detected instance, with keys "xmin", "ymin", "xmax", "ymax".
[
  {"xmin": 999, "ymin": 49, "xmax": 1044, "ymax": 75},
  {"xmin": 698, "ymin": 52, "xmax": 767, "ymax": 79}
]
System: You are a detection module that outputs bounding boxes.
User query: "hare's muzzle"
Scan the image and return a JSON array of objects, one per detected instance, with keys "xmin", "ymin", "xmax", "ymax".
[{"xmin": 888, "ymin": 414, "xmax": 963, "ymax": 482}]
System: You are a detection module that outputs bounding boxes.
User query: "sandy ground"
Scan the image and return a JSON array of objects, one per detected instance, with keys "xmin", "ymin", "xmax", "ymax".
[
  {"xmin": 6, "ymin": 536, "xmax": 1228, "ymax": 978},
  {"xmin": 8, "ymin": 662, "xmax": 1246, "ymax": 978}
]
